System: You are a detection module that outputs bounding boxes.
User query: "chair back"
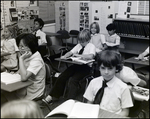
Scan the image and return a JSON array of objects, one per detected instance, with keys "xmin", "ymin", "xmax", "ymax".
[
  {"xmin": 69, "ymin": 30, "xmax": 79, "ymax": 36},
  {"xmin": 45, "ymin": 63, "xmax": 52, "ymax": 85}
]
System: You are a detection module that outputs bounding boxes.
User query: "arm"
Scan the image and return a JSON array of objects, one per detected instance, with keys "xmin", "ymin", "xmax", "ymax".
[
  {"xmin": 19, "ymin": 51, "xmax": 33, "ymax": 81},
  {"xmin": 118, "ymin": 108, "xmax": 129, "ymax": 117},
  {"xmin": 61, "ymin": 51, "xmax": 73, "ymax": 59},
  {"xmin": 137, "ymin": 50, "xmax": 149, "ymax": 60}
]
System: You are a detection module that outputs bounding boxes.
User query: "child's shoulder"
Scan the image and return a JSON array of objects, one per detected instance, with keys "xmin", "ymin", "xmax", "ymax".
[{"xmin": 114, "ymin": 76, "xmax": 128, "ymax": 88}]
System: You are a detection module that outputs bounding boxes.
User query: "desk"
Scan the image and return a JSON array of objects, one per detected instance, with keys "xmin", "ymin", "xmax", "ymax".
[
  {"xmin": 1, "ymin": 80, "xmax": 33, "ymax": 92},
  {"xmin": 124, "ymin": 57, "xmax": 149, "ymax": 70},
  {"xmin": 45, "ymin": 32, "xmax": 61, "ymax": 37},
  {"xmin": 55, "ymin": 58, "xmax": 84, "ymax": 65},
  {"xmin": 98, "ymin": 109, "xmax": 128, "ymax": 118}
]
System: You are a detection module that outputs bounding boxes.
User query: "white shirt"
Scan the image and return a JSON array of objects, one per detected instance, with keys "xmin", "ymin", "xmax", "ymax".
[
  {"xmin": 104, "ymin": 33, "xmax": 120, "ymax": 47},
  {"xmin": 18, "ymin": 51, "xmax": 46, "ymax": 100},
  {"xmin": 71, "ymin": 42, "xmax": 96, "ymax": 56},
  {"xmin": 83, "ymin": 76, "xmax": 133, "ymax": 114},
  {"xmin": 145, "ymin": 47, "xmax": 149, "ymax": 54},
  {"xmin": 90, "ymin": 33, "xmax": 105, "ymax": 52},
  {"xmin": 36, "ymin": 29, "xmax": 47, "ymax": 45}
]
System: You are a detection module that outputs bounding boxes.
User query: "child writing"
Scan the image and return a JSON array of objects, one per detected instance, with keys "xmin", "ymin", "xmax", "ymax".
[
  {"xmin": 42, "ymin": 29, "xmax": 96, "ymax": 104},
  {"xmin": 103, "ymin": 23, "xmax": 120, "ymax": 51},
  {"xmin": 90, "ymin": 22, "xmax": 105, "ymax": 53},
  {"xmin": 4, "ymin": 33, "xmax": 46, "ymax": 100},
  {"xmin": 83, "ymin": 50, "xmax": 133, "ymax": 117},
  {"xmin": 1, "ymin": 99, "xmax": 44, "ymax": 118},
  {"xmin": 1, "ymin": 27, "xmax": 19, "ymax": 72}
]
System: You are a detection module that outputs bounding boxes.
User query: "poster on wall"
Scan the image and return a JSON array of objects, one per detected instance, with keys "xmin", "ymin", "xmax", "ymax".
[
  {"xmin": 79, "ymin": 2, "xmax": 89, "ymax": 31},
  {"xmin": 59, "ymin": 2, "xmax": 66, "ymax": 30}
]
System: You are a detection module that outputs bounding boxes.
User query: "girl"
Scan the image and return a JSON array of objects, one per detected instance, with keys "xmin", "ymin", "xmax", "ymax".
[
  {"xmin": 89, "ymin": 22, "xmax": 105, "ymax": 53},
  {"xmin": 1, "ymin": 27, "xmax": 19, "ymax": 72},
  {"xmin": 15, "ymin": 33, "xmax": 46, "ymax": 100},
  {"xmin": 42, "ymin": 29, "xmax": 96, "ymax": 104},
  {"xmin": 83, "ymin": 50, "xmax": 133, "ymax": 117},
  {"xmin": 1, "ymin": 99, "xmax": 44, "ymax": 118}
]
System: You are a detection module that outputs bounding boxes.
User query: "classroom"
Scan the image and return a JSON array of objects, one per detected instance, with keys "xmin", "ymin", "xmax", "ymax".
[{"xmin": 1, "ymin": 1, "xmax": 149, "ymax": 118}]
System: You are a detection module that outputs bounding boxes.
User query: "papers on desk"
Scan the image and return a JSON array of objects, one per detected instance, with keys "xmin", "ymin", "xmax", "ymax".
[
  {"xmin": 45, "ymin": 99, "xmax": 99, "ymax": 118},
  {"xmin": 1, "ymin": 72, "xmax": 21, "ymax": 85},
  {"xmin": 64, "ymin": 56, "xmax": 95, "ymax": 64},
  {"xmin": 131, "ymin": 86, "xmax": 149, "ymax": 101}
]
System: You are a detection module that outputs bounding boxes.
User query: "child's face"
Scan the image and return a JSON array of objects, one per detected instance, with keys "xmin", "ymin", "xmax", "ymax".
[
  {"xmin": 34, "ymin": 21, "xmax": 41, "ymax": 31},
  {"xmin": 3, "ymin": 28, "xmax": 11, "ymax": 39},
  {"xmin": 108, "ymin": 30, "xmax": 115, "ymax": 36},
  {"xmin": 91, "ymin": 24, "xmax": 97, "ymax": 35},
  {"xmin": 18, "ymin": 39, "xmax": 32, "ymax": 55},
  {"xmin": 99, "ymin": 64, "xmax": 116, "ymax": 81}
]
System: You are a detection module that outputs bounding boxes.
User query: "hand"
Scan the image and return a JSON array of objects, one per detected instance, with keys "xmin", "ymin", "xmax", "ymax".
[
  {"xmin": 60, "ymin": 55, "xmax": 66, "ymax": 59},
  {"xmin": 137, "ymin": 54, "xmax": 144, "ymax": 60},
  {"xmin": 20, "ymin": 51, "xmax": 32, "ymax": 60}
]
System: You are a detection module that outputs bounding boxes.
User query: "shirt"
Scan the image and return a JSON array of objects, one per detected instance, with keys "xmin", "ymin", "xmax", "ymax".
[
  {"xmin": 104, "ymin": 33, "xmax": 120, "ymax": 47},
  {"xmin": 83, "ymin": 76, "xmax": 133, "ymax": 114},
  {"xmin": 90, "ymin": 33, "xmax": 105, "ymax": 52},
  {"xmin": 36, "ymin": 29, "xmax": 47, "ymax": 45}
]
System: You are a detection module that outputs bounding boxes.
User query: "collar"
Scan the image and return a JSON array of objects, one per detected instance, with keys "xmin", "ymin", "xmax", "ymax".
[
  {"xmin": 108, "ymin": 33, "xmax": 117, "ymax": 37},
  {"xmin": 103, "ymin": 76, "xmax": 117, "ymax": 88},
  {"xmin": 91, "ymin": 33, "xmax": 98, "ymax": 37}
]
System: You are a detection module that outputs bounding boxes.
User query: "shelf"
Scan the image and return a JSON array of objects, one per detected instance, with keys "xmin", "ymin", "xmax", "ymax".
[
  {"xmin": 113, "ymin": 18, "xmax": 149, "ymax": 23},
  {"xmin": 119, "ymin": 35, "xmax": 149, "ymax": 40}
]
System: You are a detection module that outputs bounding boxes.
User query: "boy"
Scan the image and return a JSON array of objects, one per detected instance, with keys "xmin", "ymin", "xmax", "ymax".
[
  {"xmin": 83, "ymin": 50, "xmax": 133, "ymax": 117},
  {"xmin": 103, "ymin": 23, "xmax": 120, "ymax": 51},
  {"xmin": 33, "ymin": 18, "xmax": 47, "ymax": 46}
]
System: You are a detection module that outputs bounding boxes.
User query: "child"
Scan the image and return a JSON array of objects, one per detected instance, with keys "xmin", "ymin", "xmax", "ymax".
[
  {"xmin": 137, "ymin": 46, "xmax": 149, "ymax": 60},
  {"xmin": 83, "ymin": 50, "xmax": 133, "ymax": 117},
  {"xmin": 103, "ymin": 23, "xmax": 120, "ymax": 51},
  {"xmin": 42, "ymin": 29, "xmax": 96, "ymax": 104},
  {"xmin": 1, "ymin": 99, "xmax": 44, "ymax": 118},
  {"xmin": 15, "ymin": 33, "xmax": 45, "ymax": 100},
  {"xmin": 1, "ymin": 27, "xmax": 19, "ymax": 72},
  {"xmin": 33, "ymin": 18, "xmax": 47, "ymax": 46},
  {"xmin": 90, "ymin": 22, "xmax": 105, "ymax": 53}
]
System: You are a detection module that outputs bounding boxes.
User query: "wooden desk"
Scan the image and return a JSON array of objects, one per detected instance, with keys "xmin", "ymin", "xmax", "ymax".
[
  {"xmin": 98, "ymin": 109, "xmax": 128, "ymax": 118},
  {"xmin": 124, "ymin": 57, "xmax": 149, "ymax": 70},
  {"xmin": 1, "ymin": 80, "xmax": 33, "ymax": 92}
]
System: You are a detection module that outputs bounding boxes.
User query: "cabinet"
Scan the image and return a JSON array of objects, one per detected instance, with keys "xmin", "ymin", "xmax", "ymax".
[{"xmin": 113, "ymin": 18, "xmax": 149, "ymax": 57}]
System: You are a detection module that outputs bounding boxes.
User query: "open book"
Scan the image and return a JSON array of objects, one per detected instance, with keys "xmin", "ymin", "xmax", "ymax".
[
  {"xmin": 45, "ymin": 99, "xmax": 99, "ymax": 118},
  {"xmin": 131, "ymin": 86, "xmax": 149, "ymax": 101},
  {"xmin": 1, "ymin": 72, "xmax": 21, "ymax": 85},
  {"xmin": 64, "ymin": 56, "xmax": 95, "ymax": 64}
]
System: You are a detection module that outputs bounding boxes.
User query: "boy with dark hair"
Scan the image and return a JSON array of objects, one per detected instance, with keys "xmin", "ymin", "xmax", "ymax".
[{"xmin": 103, "ymin": 23, "xmax": 120, "ymax": 51}]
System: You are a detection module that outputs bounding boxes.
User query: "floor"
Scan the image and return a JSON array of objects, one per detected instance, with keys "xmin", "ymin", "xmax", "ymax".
[{"xmin": 38, "ymin": 57, "xmax": 149, "ymax": 118}]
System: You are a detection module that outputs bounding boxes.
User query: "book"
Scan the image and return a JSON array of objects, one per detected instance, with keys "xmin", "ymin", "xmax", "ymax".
[
  {"xmin": 63, "ymin": 56, "xmax": 95, "ymax": 64},
  {"xmin": 45, "ymin": 99, "xmax": 99, "ymax": 118},
  {"xmin": 1, "ymin": 72, "xmax": 21, "ymax": 85},
  {"xmin": 131, "ymin": 86, "xmax": 149, "ymax": 101}
]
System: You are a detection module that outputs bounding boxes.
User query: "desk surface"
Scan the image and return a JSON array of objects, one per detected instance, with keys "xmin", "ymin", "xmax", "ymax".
[
  {"xmin": 1, "ymin": 80, "xmax": 33, "ymax": 92},
  {"xmin": 124, "ymin": 57, "xmax": 149, "ymax": 66},
  {"xmin": 55, "ymin": 58, "xmax": 84, "ymax": 65},
  {"xmin": 45, "ymin": 32, "xmax": 61, "ymax": 37}
]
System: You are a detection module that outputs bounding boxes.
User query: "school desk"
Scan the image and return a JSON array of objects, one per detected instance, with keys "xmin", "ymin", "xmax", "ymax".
[
  {"xmin": 1, "ymin": 80, "xmax": 33, "ymax": 92},
  {"xmin": 124, "ymin": 57, "xmax": 149, "ymax": 70}
]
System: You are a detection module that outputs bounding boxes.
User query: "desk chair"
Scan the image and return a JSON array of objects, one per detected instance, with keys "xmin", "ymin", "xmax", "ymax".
[
  {"xmin": 34, "ymin": 62, "xmax": 52, "ymax": 111},
  {"xmin": 69, "ymin": 30, "xmax": 79, "ymax": 48},
  {"xmin": 46, "ymin": 35, "xmax": 68, "ymax": 69}
]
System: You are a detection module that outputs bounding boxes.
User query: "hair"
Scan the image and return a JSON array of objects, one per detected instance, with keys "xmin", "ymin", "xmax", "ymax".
[
  {"xmin": 97, "ymin": 50, "xmax": 123, "ymax": 73},
  {"xmin": 106, "ymin": 23, "xmax": 116, "ymax": 31},
  {"xmin": 90, "ymin": 22, "xmax": 100, "ymax": 33},
  {"xmin": 78, "ymin": 29, "xmax": 91, "ymax": 43},
  {"xmin": 16, "ymin": 33, "xmax": 39, "ymax": 54},
  {"xmin": 1, "ymin": 99, "xmax": 44, "ymax": 118},
  {"xmin": 34, "ymin": 18, "xmax": 45, "ymax": 29}
]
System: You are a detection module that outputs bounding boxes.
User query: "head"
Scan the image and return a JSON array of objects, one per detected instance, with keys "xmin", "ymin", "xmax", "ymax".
[
  {"xmin": 1, "ymin": 99, "xmax": 44, "ymax": 118},
  {"xmin": 3, "ymin": 27, "xmax": 12, "ymax": 39},
  {"xmin": 34, "ymin": 18, "xmax": 44, "ymax": 31},
  {"xmin": 16, "ymin": 33, "xmax": 39, "ymax": 55},
  {"xmin": 78, "ymin": 29, "xmax": 91, "ymax": 47},
  {"xmin": 90, "ymin": 22, "xmax": 100, "ymax": 35},
  {"xmin": 106, "ymin": 23, "xmax": 116, "ymax": 36},
  {"xmin": 97, "ymin": 50, "xmax": 123, "ymax": 81}
]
